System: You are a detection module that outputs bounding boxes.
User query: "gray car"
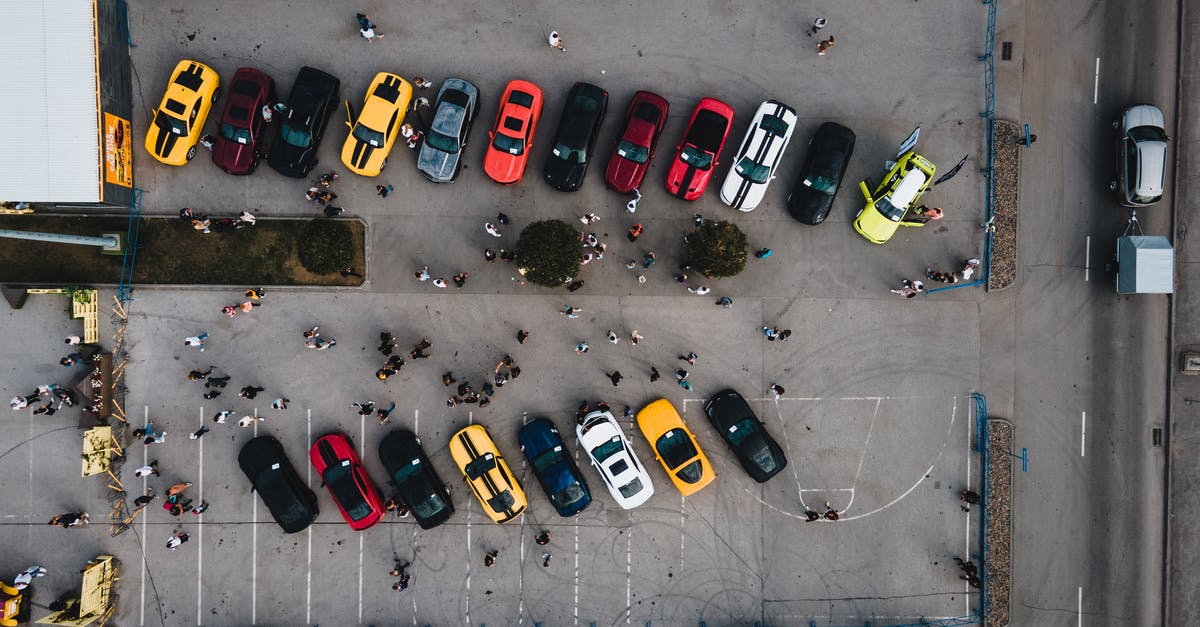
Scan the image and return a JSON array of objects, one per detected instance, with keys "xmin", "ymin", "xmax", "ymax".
[
  {"xmin": 1111, "ymin": 103, "xmax": 1168, "ymax": 207},
  {"xmin": 417, "ymin": 78, "xmax": 479, "ymax": 182}
]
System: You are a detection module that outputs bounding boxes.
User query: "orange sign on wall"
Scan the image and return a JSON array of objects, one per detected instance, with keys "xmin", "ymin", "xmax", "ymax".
[{"xmin": 103, "ymin": 112, "xmax": 132, "ymax": 187}]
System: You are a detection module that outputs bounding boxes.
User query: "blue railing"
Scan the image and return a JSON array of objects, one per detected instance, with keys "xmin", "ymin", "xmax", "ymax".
[
  {"xmin": 116, "ymin": 188, "xmax": 143, "ymax": 304},
  {"xmin": 972, "ymin": 392, "xmax": 990, "ymax": 624}
]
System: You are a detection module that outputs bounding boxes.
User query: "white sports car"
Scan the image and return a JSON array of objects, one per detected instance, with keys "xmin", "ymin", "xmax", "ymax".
[
  {"xmin": 719, "ymin": 100, "xmax": 798, "ymax": 211},
  {"xmin": 576, "ymin": 410, "xmax": 655, "ymax": 509}
]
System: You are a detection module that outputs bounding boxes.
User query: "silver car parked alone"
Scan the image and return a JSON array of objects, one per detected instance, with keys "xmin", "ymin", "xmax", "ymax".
[
  {"xmin": 417, "ymin": 78, "xmax": 480, "ymax": 183},
  {"xmin": 1111, "ymin": 104, "xmax": 1168, "ymax": 207}
]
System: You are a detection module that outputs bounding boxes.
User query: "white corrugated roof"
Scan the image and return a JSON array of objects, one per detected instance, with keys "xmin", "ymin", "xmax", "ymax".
[{"xmin": 0, "ymin": 1, "xmax": 101, "ymax": 203}]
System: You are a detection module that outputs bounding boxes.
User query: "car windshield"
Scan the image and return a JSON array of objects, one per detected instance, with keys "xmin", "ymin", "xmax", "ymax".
[
  {"xmin": 391, "ymin": 457, "xmax": 422, "ymax": 483},
  {"xmin": 751, "ymin": 444, "xmax": 779, "ymax": 474},
  {"xmin": 592, "ymin": 435, "xmax": 625, "ymax": 462},
  {"xmin": 352, "ymin": 122, "xmax": 385, "ymax": 148},
  {"xmin": 655, "ymin": 428, "xmax": 698, "ymax": 469},
  {"xmin": 154, "ymin": 110, "xmax": 188, "ymax": 136},
  {"xmin": 552, "ymin": 143, "xmax": 586, "ymax": 164},
  {"xmin": 425, "ymin": 130, "xmax": 459, "ymax": 154},
  {"xmin": 674, "ymin": 460, "xmax": 704, "ymax": 484},
  {"xmin": 257, "ymin": 469, "xmax": 311, "ymax": 527},
  {"xmin": 802, "ymin": 174, "xmax": 839, "ymax": 194},
  {"xmin": 618, "ymin": 476, "xmax": 645, "ymax": 498},
  {"xmin": 735, "ymin": 157, "xmax": 771, "ymax": 184},
  {"xmin": 874, "ymin": 197, "xmax": 907, "ymax": 222},
  {"xmin": 725, "ymin": 418, "xmax": 760, "ymax": 446},
  {"xmin": 280, "ymin": 121, "xmax": 312, "ymax": 148},
  {"xmin": 531, "ymin": 448, "xmax": 563, "ymax": 474},
  {"xmin": 487, "ymin": 490, "xmax": 515, "ymax": 513},
  {"xmin": 679, "ymin": 145, "xmax": 714, "ymax": 170},
  {"xmin": 464, "ymin": 453, "xmax": 496, "ymax": 480},
  {"xmin": 323, "ymin": 462, "xmax": 372, "ymax": 521},
  {"xmin": 492, "ymin": 133, "xmax": 524, "ymax": 155},
  {"xmin": 219, "ymin": 122, "xmax": 251, "ymax": 145},
  {"xmin": 760, "ymin": 114, "xmax": 790, "ymax": 136},
  {"xmin": 616, "ymin": 139, "xmax": 649, "ymax": 164},
  {"xmin": 1129, "ymin": 125, "xmax": 1167, "ymax": 143},
  {"xmin": 551, "ymin": 483, "xmax": 588, "ymax": 509},
  {"xmin": 411, "ymin": 491, "xmax": 448, "ymax": 519}
]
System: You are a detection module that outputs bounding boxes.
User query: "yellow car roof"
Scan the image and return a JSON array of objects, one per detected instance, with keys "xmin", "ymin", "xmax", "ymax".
[{"xmin": 359, "ymin": 72, "xmax": 412, "ymax": 128}]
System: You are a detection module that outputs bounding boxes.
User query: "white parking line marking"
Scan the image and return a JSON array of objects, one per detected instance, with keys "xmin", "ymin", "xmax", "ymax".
[
  {"xmin": 465, "ymin": 487, "xmax": 472, "ymax": 627},
  {"xmin": 1093, "ymin": 57, "xmax": 1100, "ymax": 104},
  {"xmin": 140, "ymin": 406, "xmax": 148, "ymax": 626},
  {"xmin": 1081, "ymin": 412, "xmax": 1086, "ymax": 457},
  {"xmin": 1085, "ymin": 236, "xmax": 1091, "ymax": 281},
  {"xmin": 625, "ymin": 522, "xmax": 632, "ymax": 624},
  {"xmin": 306, "ymin": 408, "xmax": 312, "ymax": 625},
  {"xmin": 573, "ymin": 523, "xmax": 580, "ymax": 627},
  {"xmin": 197, "ymin": 407, "xmax": 204, "ymax": 626},
  {"xmin": 251, "ymin": 481, "xmax": 257, "ymax": 625},
  {"xmin": 1078, "ymin": 586, "xmax": 1083, "ymax": 626},
  {"xmin": 518, "ymin": 411, "xmax": 528, "ymax": 625},
  {"xmin": 358, "ymin": 413, "xmax": 365, "ymax": 625},
  {"xmin": 963, "ymin": 397, "xmax": 972, "ymax": 617}
]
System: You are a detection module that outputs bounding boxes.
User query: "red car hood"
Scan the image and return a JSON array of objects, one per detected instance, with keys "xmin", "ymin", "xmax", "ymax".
[
  {"xmin": 213, "ymin": 134, "xmax": 256, "ymax": 174},
  {"xmin": 485, "ymin": 143, "xmax": 527, "ymax": 184},
  {"xmin": 665, "ymin": 147, "xmax": 714, "ymax": 201},
  {"xmin": 605, "ymin": 119, "xmax": 657, "ymax": 193}
]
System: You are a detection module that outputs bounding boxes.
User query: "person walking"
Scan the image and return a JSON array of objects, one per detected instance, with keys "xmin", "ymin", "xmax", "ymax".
[
  {"xmin": 755, "ymin": 248, "xmax": 774, "ymax": 258},
  {"xmin": 650, "ymin": 367, "xmax": 661, "ymax": 383},
  {"xmin": 239, "ymin": 385, "xmax": 264, "ymax": 399},
  {"xmin": 770, "ymin": 384, "xmax": 785, "ymax": 399},
  {"xmin": 238, "ymin": 415, "xmax": 265, "ymax": 428},
  {"xmin": 167, "ymin": 482, "xmax": 192, "ymax": 498},
  {"xmin": 484, "ymin": 550, "xmax": 498, "ymax": 567},
  {"xmin": 607, "ymin": 371, "xmax": 623, "ymax": 387},
  {"xmin": 562, "ymin": 306, "xmax": 581, "ymax": 318},
  {"xmin": 376, "ymin": 402, "xmax": 396, "ymax": 425},
  {"xmin": 954, "ymin": 557, "xmax": 978, "ymax": 577},
  {"xmin": 453, "ymin": 273, "xmax": 469, "ymax": 288},
  {"xmin": 357, "ymin": 13, "xmax": 383, "ymax": 42},
  {"xmin": 926, "ymin": 267, "xmax": 958, "ymax": 284},
  {"xmin": 12, "ymin": 565, "xmax": 47, "ymax": 590},
  {"xmin": 607, "ymin": 330, "xmax": 620, "ymax": 345},
  {"xmin": 675, "ymin": 369, "xmax": 689, "ymax": 381},
  {"xmin": 547, "ymin": 30, "xmax": 566, "ymax": 52},
  {"xmin": 688, "ymin": 285, "xmax": 711, "ymax": 295},
  {"xmin": 960, "ymin": 258, "xmax": 981, "ymax": 281},
  {"xmin": 817, "ymin": 36, "xmax": 836, "ymax": 55},
  {"xmin": 432, "ymin": 278, "xmax": 448, "ymax": 288},
  {"xmin": 542, "ymin": 552, "xmax": 552, "ymax": 567},
  {"xmin": 762, "ymin": 326, "xmax": 780, "ymax": 341},
  {"xmin": 678, "ymin": 380, "xmax": 694, "ymax": 391},
  {"xmin": 212, "ymin": 410, "xmax": 233, "ymax": 423},
  {"xmin": 517, "ymin": 329, "xmax": 530, "ymax": 344},
  {"xmin": 535, "ymin": 530, "xmax": 551, "ymax": 545},
  {"xmin": 716, "ymin": 296, "xmax": 734, "ymax": 309},
  {"xmin": 630, "ymin": 330, "xmax": 643, "ymax": 345},
  {"xmin": 184, "ymin": 333, "xmax": 209, "ymax": 351},
  {"xmin": 271, "ymin": 397, "xmax": 289, "ymax": 411},
  {"xmin": 166, "ymin": 530, "xmax": 191, "ymax": 550},
  {"xmin": 133, "ymin": 461, "xmax": 159, "ymax": 478},
  {"xmin": 575, "ymin": 341, "xmax": 589, "ymax": 354},
  {"xmin": 808, "ymin": 17, "xmax": 828, "ymax": 36},
  {"xmin": 187, "ymin": 368, "xmax": 213, "ymax": 382},
  {"xmin": 353, "ymin": 401, "xmax": 376, "ymax": 416},
  {"xmin": 960, "ymin": 489, "xmax": 981, "ymax": 512},
  {"xmin": 485, "ymin": 222, "xmax": 503, "ymax": 237},
  {"xmin": 133, "ymin": 489, "xmax": 156, "ymax": 508},
  {"xmin": 823, "ymin": 503, "xmax": 840, "ymax": 521},
  {"xmin": 627, "ymin": 223, "xmax": 644, "ymax": 242},
  {"xmin": 414, "ymin": 266, "xmax": 431, "ymax": 282},
  {"xmin": 680, "ymin": 352, "xmax": 698, "ymax": 365}
]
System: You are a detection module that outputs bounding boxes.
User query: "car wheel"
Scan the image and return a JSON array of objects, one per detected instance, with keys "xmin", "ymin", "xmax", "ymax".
[
  {"xmin": 1109, "ymin": 180, "xmax": 1118, "ymax": 192},
  {"xmin": 186, "ymin": 146, "xmax": 197, "ymax": 161},
  {"xmin": 379, "ymin": 158, "xmax": 387, "ymax": 172},
  {"xmin": 212, "ymin": 88, "xmax": 221, "ymax": 104},
  {"xmin": 1112, "ymin": 119, "xmax": 1119, "ymax": 130}
]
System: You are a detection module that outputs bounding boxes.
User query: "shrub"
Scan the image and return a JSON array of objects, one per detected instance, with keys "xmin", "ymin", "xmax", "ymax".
[
  {"xmin": 297, "ymin": 219, "xmax": 354, "ymax": 274},
  {"xmin": 516, "ymin": 219, "xmax": 583, "ymax": 287},
  {"xmin": 686, "ymin": 220, "xmax": 748, "ymax": 278}
]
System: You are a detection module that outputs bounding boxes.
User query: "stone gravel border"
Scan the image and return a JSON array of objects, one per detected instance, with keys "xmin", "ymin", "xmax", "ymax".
[
  {"xmin": 985, "ymin": 417, "xmax": 1014, "ymax": 627},
  {"xmin": 988, "ymin": 121, "xmax": 1021, "ymax": 291}
]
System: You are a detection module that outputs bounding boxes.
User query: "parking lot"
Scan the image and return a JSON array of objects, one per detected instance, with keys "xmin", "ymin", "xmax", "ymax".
[{"xmin": 1, "ymin": 1, "xmax": 991, "ymax": 624}]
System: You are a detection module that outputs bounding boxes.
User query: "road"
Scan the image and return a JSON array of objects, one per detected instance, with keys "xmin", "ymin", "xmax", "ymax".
[{"xmin": 990, "ymin": 0, "xmax": 1177, "ymax": 625}]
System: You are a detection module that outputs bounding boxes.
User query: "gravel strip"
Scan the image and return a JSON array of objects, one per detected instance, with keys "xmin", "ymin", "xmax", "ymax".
[
  {"xmin": 988, "ymin": 121, "xmax": 1021, "ymax": 291},
  {"xmin": 986, "ymin": 418, "xmax": 1014, "ymax": 627}
]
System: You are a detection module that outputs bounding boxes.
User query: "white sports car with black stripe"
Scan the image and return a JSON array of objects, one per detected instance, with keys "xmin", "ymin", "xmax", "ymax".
[{"xmin": 719, "ymin": 100, "xmax": 797, "ymax": 211}]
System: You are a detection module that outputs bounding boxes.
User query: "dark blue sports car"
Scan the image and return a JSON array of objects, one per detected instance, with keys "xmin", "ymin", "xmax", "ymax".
[{"xmin": 519, "ymin": 417, "xmax": 592, "ymax": 516}]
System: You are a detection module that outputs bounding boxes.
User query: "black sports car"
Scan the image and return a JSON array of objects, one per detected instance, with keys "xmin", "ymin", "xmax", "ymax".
[
  {"xmin": 378, "ymin": 429, "xmax": 455, "ymax": 529},
  {"xmin": 268, "ymin": 66, "xmax": 341, "ymax": 178},
  {"xmin": 543, "ymin": 82, "xmax": 608, "ymax": 191},
  {"xmin": 703, "ymin": 389, "xmax": 788, "ymax": 483},
  {"xmin": 786, "ymin": 122, "xmax": 856, "ymax": 225},
  {"xmin": 238, "ymin": 435, "xmax": 319, "ymax": 533}
]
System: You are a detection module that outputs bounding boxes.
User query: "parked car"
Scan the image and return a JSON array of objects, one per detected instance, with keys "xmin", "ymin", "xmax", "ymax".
[
  {"xmin": 416, "ymin": 78, "xmax": 479, "ymax": 183},
  {"xmin": 1111, "ymin": 104, "xmax": 1168, "ymax": 207},
  {"xmin": 636, "ymin": 399, "xmax": 716, "ymax": 496},
  {"xmin": 340, "ymin": 72, "xmax": 412, "ymax": 177},
  {"xmin": 665, "ymin": 98, "xmax": 735, "ymax": 200},
  {"xmin": 719, "ymin": 100, "xmax": 797, "ymax": 211},
  {"xmin": 144, "ymin": 59, "xmax": 220, "ymax": 166},
  {"xmin": 604, "ymin": 90, "xmax": 669, "ymax": 193},
  {"xmin": 703, "ymin": 389, "xmax": 787, "ymax": 483},
  {"xmin": 238, "ymin": 435, "xmax": 319, "ymax": 533},
  {"xmin": 852, "ymin": 150, "xmax": 936, "ymax": 244},
  {"xmin": 519, "ymin": 417, "xmax": 592, "ymax": 516},
  {"xmin": 309, "ymin": 432, "xmax": 386, "ymax": 531},
  {"xmin": 576, "ymin": 410, "xmax": 655, "ymax": 509},
  {"xmin": 378, "ymin": 429, "xmax": 455, "ymax": 529},
  {"xmin": 543, "ymin": 82, "xmax": 608, "ymax": 191},
  {"xmin": 448, "ymin": 425, "xmax": 528, "ymax": 524},
  {"xmin": 786, "ymin": 122, "xmax": 857, "ymax": 225},
  {"xmin": 268, "ymin": 66, "xmax": 341, "ymax": 178},
  {"xmin": 212, "ymin": 67, "xmax": 275, "ymax": 175},
  {"xmin": 483, "ymin": 79, "xmax": 544, "ymax": 184}
]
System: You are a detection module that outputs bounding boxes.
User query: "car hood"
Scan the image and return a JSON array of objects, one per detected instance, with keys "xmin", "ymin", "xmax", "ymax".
[
  {"xmin": 417, "ymin": 145, "xmax": 459, "ymax": 182},
  {"xmin": 545, "ymin": 156, "xmax": 587, "ymax": 191},
  {"xmin": 1124, "ymin": 104, "xmax": 1165, "ymax": 130},
  {"xmin": 720, "ymin": 172, "xmax": 767, "ymax": 211},
  {"xmin": 214, "ymin": 135, "xmax": 256, "ymax": 174},
  {"xmin": 605, "ymin": 153, "xmax": 644, "ymax": 193},
  {"xmin": 268, "ymin": 140, "xmax": 316, "ymax": 178},
  {"xmin": 667, "ymin": 156, "xmax": 711, "ymax": 200},
  {"xmin": 787, "ymin": 185, "xmax": 835, "ymax": 224},
  {"xmin": 486, "ymin": 148, "xmax": 525, "ymax": 184}
]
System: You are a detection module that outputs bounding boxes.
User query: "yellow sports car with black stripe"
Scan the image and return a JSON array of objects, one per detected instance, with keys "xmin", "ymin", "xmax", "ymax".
[
  {"xmin": 340, "ymin": 72, "xmax": 412, "ymax": 176},
  {"xmin": 448, "ymin": 424, "xmax": 527, "ymax": 524},
  {"xmin": 144, "ymin": 59, "xmax": 220, "ymax": 166}
]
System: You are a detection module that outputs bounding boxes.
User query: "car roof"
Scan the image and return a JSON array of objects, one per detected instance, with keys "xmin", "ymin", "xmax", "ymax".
[
  {"xmin": 889, "ymin": 168, "xmax": 928, "ymax": 207},
  {"xmin": 1135, "ymin": 141, "xmax": 1167, "ymax": 197}
]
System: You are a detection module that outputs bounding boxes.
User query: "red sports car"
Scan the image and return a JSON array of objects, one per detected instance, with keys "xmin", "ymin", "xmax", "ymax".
[
  {"xmin": 604, "ymin": 91, "xmax": 669, "ymax": 193},
  {"xmin": 664, "ymin": 98, "xmax": 735, "ymax": 201},
  {"xmin": 309, "ymin": 432, "xmax": 386, "ymax": 531},
  {"xmin": 483, "ymin": 79, "xmax": 544, "ymax": 184},
  {"xmin": 213, "ymin": 67, "xmax": 275, "ymax": 174}
]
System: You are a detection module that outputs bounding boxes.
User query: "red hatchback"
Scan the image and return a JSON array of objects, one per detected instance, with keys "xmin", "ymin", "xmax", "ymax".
[
  {"xmin": 664, "ymin": 98, "xmax": 735, "ymax": 201},
  {"xmin": 604, "ymin": 91, "xmax": 669, "ymax": 193},
  {"xmin": 213, "ymin": 67, "xmax": 275, "ymax": 175},
  {"xmin": 309, "ymin": 432, "xmax": 385, "ymax": 531}
]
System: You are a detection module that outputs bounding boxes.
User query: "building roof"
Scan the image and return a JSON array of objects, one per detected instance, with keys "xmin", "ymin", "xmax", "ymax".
[{"xmin": 0, "ymin": 1, "xmax": 102, "ymax": 203}]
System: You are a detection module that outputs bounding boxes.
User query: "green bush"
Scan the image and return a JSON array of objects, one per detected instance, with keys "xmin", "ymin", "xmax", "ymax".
[
  {"xmin": 686, "ymin": 220, "xmax": 748, "ymax": 278},
  {"xmin": 297, "ymin": 219, "xmax": 355, "ymax": 274},
  {"xmin": 516, "ymin": 219, "xmax": 583, "ymax": 287}
]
